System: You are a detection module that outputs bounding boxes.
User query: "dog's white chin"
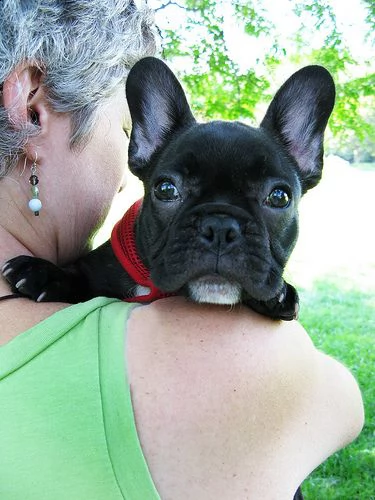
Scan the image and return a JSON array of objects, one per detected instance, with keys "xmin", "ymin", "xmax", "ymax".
[{"xmin": 188, "ymin": 275, "xmax": 242, "ymax": 306}]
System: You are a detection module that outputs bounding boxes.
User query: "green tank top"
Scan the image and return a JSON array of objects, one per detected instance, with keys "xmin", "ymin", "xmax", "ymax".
[{"xmin": 0, "ymin": 297, "xmax": 160, "ymax": 500}]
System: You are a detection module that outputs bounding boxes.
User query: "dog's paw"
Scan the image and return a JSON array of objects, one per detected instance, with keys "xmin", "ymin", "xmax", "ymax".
[
  {"xmin": 2, "ymin": 256, "xmax": 74, "ymax": 302},
  {"xmin": 244, "ymin": 283, "xmax": 299, "ymax": 321}
]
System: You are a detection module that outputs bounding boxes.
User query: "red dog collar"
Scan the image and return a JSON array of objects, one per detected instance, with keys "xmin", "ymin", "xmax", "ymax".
[{"xmin": 111, "ymin": 199, "xmax": 174, "ymax": 302}]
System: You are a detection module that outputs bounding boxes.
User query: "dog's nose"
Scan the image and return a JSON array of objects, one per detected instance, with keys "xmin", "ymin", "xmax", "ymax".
[{"xmin": 200, "ymin": 215, "xmax": 241, "ymax": 250}]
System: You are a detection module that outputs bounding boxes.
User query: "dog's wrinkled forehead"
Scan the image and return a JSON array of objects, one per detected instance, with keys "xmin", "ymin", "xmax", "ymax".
[{"xmin": 160, "ymin": 120, "xmax": 291, "ymax": 182}]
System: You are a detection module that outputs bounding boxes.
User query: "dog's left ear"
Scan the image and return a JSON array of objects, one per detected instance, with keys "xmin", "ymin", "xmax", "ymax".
[
  {"xmin": 260, "ymin": 65, "xmax": 335, "ymax": 191},
  {"xmin": 126, "ymin": 57, "xmax": 196, "ymax": 178}
]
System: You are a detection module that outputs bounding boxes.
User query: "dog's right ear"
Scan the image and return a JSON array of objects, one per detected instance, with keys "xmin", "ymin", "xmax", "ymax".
[{"xmin": 126, "ymin": 57, "xmax": 196, "ymax": 178}]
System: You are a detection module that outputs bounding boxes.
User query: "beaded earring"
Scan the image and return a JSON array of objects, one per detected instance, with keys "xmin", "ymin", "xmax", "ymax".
[{"xmin": 28, "ymin": 154, "xmax": 42, "ymax": 216}]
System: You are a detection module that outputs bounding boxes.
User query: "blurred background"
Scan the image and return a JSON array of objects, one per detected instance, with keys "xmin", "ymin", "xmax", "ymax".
[{"xmin": 96, "ymin": 2, "xmax": 374, "ymax": 497}]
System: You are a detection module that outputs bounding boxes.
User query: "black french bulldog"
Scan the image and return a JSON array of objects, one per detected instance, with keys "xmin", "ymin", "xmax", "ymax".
[{"xmin": 2, "ymin": 57, "xmax": 335, "ymax": 321}]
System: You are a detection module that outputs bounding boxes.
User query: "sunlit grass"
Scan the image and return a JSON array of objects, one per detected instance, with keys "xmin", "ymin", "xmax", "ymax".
[{"xmin": 299, "ymin": 281, "xmax": 374, "ymax": 500}]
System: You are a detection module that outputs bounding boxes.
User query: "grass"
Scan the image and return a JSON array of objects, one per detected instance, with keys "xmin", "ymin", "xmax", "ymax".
[{"xmin": 297, "ymin": 280, "xmax": 375, "ymax": 500}]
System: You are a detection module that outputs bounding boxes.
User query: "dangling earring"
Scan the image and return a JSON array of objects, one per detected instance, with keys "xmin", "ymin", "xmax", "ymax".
[{"xmin": 28, "ymin": 153, "xmax": 42, "ymax": 216}]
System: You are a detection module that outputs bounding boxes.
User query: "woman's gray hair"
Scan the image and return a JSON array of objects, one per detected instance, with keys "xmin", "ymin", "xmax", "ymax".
[{"xmin": 0, "ymin": 0, "xmax": 159, "ymax": 176}]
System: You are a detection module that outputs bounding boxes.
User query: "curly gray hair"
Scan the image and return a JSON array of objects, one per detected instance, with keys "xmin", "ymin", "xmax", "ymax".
[{"xmin": 0, "ymin": 0, "xmax": 159, "ymax": 176}]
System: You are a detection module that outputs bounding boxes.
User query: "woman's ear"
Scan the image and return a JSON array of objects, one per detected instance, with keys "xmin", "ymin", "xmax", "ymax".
[{"xmin": 2, "ymin": 64, "xmax": 44, "ymax": 129}]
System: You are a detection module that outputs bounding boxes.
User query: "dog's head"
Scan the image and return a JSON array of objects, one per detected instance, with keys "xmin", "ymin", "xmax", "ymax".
[{"xmin": 125, "ymin": 57, "xmax": 335, "ymax": 305}]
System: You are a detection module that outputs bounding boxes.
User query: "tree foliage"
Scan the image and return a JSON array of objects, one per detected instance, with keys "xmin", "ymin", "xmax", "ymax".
[{"xmin": 153, "ymin": 0, "xmax": 374, "ymax": 154}]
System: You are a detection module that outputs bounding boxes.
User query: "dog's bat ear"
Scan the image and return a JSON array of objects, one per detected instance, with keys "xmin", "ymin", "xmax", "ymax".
[
  {"xmin": 260, "ymin": 65, "xmax": 335, "ymax": 191},
  {"xmin": 126, "ymin": 57, "xmax": 196, "ymax": 178}
]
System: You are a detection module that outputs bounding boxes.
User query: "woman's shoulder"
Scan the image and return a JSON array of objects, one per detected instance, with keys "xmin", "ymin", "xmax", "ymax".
[
  {"xmin": 129, "ymin": 295, "xmax": 317, "ymax": 371},
  {"xmin": 127, "ymin": 297, "xmax": 364, "ymax": 498},
  {"xmin": 143, "ymin": 297, "xmax": 364, "ymax": 435}
]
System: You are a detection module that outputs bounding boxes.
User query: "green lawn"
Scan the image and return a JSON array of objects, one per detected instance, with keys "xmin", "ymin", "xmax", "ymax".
[{"xmin": 298, "ymin": 280, "xmax": 375, "ymax": 499}]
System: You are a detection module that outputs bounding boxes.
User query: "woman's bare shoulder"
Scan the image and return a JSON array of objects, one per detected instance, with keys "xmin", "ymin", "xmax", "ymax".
[
  {"xmin": 129, "ymin": 297, "xmax": 360, "ymax": 396},
  {"xmin": 128, "ymin": 297, "xmax": 364, "ymax": 498},
  {"xmin": 129, "ymin": 296, "xmax": 317, "ymax": 372}
]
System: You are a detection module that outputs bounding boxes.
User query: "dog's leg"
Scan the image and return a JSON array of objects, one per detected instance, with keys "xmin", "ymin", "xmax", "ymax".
[
  {"xmin": 2, "ymin": 241, "xmax": 132, "ymax": 303},
  {"xmin": 243, "ymin": 282, "xmax": 299, "ymax": 321}
]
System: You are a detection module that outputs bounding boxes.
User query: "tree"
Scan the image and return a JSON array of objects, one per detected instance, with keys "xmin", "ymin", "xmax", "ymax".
[{"xmin": 150, "ymin": 0, "xmax": 374, "ymax": 154}]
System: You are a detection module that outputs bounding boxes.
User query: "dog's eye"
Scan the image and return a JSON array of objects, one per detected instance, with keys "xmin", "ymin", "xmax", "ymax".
[
  {"xmin": 265, "ymin": 188, "xmax": 290, "ymax": 208},
  {"xmin": 154, "ymin": 180, "xmax": 180, "ymax": 201}
]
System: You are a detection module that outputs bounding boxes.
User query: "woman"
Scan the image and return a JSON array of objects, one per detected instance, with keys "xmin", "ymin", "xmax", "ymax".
[{"xmin": 0, "ymin": 1, "xmax": 364, "ymax": 499}]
